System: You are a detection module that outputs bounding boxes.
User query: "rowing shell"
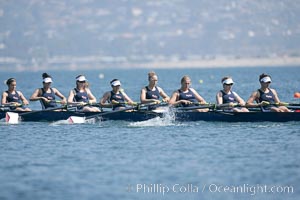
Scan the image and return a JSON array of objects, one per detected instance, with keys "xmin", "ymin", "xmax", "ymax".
[{"xmin": 1, "ymin": 110, "xmax": 300, "ymax": 123}]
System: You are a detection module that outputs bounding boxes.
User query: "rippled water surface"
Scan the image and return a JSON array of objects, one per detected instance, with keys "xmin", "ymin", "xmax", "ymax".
[{"xmin": 1, "ymin": 67, "xmax": 300, "ymax": 200}]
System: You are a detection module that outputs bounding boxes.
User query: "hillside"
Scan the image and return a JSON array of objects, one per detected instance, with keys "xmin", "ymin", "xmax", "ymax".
[{"xmin": 0, "ymin": 0, "xmax": 300, "ymax": 70}]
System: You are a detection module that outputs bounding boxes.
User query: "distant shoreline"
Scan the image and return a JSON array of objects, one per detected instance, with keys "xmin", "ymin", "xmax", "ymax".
[
  {"xmin": 124, "ymin": 56, "xmax": 300, "ymax": 69},
  {"xmin": 1, "ymin": 56, "xmax": 300, "ymax": 72}
]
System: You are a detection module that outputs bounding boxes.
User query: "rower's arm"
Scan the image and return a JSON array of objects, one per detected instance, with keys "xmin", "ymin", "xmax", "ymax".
[
  {"xmin": 86, "ymin": 89, "xmax": 97, "ymax": 103},
  {"xmin": 53, "ymin": 88, "xmax": 67, "ymax": 104},
  {"xmin": 18, "ymin": 91, "xmax": 29, "ymax": 105},
  {"xmin": 100, "ymin": 92, "xmax": 112, "ymax": 108},
  {"xmin": 233, "ymin": 92, "xmax": 246, "ymax": 106},
  {"xmin": 216, "ymin": 91, "xmax": 223, "ymax": 105},
  {"xmin": 123, "ymin": 92, "xmax": 134, "ymax": 105},
  {"xmin": 246, "ymin": 91, "xmax": 259, "ymax": 106},
  {"xmin": 67, "ymin": 90, "xmax": 75, "ymax": 104},
  {"xmin": 140, "ymin": 88, "xmax": 149, "ymax": 103},
  {"xmin": 158, "ymin": 87, "xmax": 170, "ymax": 102},
  {"xmin": 169, "ymin": 91, "xmax": 182, "ymax": 106},
  {"xmin": 271, "ymin": 89, "xmax": 281, "ymax": 103},
  {"xmin": 1, "ymin": 91, "xmax": 8, "ymax": 105},
  {"xmin": 191, "ymin": 88, "xmax": 206, "ymax": 104},
  {"xmin": 30, "ymin": 88, "xmax": 46, "ymax": 102},
  {"xmin": 140, "ymin": 88, "xmax": 158, "ymax": 103}
]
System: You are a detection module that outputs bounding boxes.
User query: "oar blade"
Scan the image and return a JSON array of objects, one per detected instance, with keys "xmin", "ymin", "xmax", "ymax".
[
  {"xmin": 6, "ymin": 112, "xmax": 19, "ymax": 124},
  {"xmin": 67, "ymin": 116, "xmax": 86, "ymax": 124}
]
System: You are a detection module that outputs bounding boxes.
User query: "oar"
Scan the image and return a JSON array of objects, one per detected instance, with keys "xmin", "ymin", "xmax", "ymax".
[
  {"xmin": 176, "ymin": 103, "xmax": 215, "ymax": 111},
  {"xmin": 5, "ymin": 105, "xmax": 67, "ymax": 124},
  {"xmin": 66, "ymin": 102, "xmax": 102, "ymax": 109},
  {"xmin": 278, "ymin": 102, "xmax": 300, "ymax": 106},
  {"xmin": 66, "ymin": 102, "xmax": 161, "ymax": 124},
  {"xmin": 0, "ymin": 103, "xmax": 24, "ymax": 110}
]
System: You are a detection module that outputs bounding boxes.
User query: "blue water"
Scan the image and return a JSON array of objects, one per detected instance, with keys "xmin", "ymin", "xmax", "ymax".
[{"xmin": 1, "ymin": 67, "xmax": 300, "ymax": 200}]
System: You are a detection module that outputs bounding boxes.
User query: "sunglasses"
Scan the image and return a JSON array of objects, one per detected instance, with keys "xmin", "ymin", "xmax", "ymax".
[
  {"xmin": 224, "ymin": 83, "xmax": 233, "ymax": 86},
  {"xmin": 78, "ymin": 81, "xmax": 86, "ymax": 83}
]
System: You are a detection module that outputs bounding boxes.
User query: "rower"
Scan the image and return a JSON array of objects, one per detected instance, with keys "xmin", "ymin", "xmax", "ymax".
[
  {"xmin": 169, "ymin": 75, "xmax": 208, "ymax": 112},
  {"xmin": 100, "ymin": 79, "xmax": 135, "ymax": 110},
  {"xmin": 140, "ymin": 71, "xmax": 170, "ymax": 110},
  {"xmin": 216, "ymin": 76, "xmax": 249, "ymax": 112},
  {"xmin": 1, "ymin": 78, "xmax": 31, "ymax": 111},
  {"xmin": 67, "ymin": 75, "xmax": 100, "ymax": 112},
  {"xmin": 30, "ymin": 73, "xmax": 67, "ymax": 109},
  {"xmin": 246, "ymin": 73, "xmax": 290, "ymax": 112}
]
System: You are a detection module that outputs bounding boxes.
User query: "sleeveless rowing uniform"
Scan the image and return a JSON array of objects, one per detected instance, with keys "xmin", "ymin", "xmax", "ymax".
[
  {"xmin": 221, "ymin": 90, "xmax": 237, "ymax": 103},
  {"xmin": 110, "ymin": 91, "xmax": 125, "ymax": 110},
  {"xmin": 73, "ymin": 88, "xmax": 89, "ymax": 110},
  {"xmin": 40, "ymin": 88, "xmax": 57, "ymax": 109},
  {"xmin": 5, "ymin": 91, "xmax": 22, "ymax": 110},
  {"xmin": 178, "ymin": 89, "xmax": 198, "ymax": 107},
  {"xmin": 257, "ymin": 88, "xmax": 276, "ymax": 110},
  {"xmin": 145, "ymin": 86, "xmax": 160, "ymax": 110},
  {"xmin": 74, "ymin": 88, "xmax": 89, "ymax": 103}
]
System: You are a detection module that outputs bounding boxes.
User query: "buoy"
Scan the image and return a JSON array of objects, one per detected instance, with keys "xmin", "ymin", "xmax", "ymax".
[
  {"xmin": 98, "ymin": 73, "xmax": 105, "ymax": 79},
  {"xmin": 199, "ymin": 79, "xmax": 203, "ymax": 84},
  {"xmin": 294, "ymin": 92, "xmax": 300, "ymax": 98}
]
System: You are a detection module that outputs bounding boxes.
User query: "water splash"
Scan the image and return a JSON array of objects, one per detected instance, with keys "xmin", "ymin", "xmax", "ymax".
[
  {"xmin": 128, "ymin": 107, "xmax": 176, "ymax": 127},
  {"xmin": 49, "ymin": 117, "xmax": 100, "ymax": 126}
]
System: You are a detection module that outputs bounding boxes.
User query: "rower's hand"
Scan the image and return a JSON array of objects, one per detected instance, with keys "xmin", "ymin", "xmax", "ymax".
[
  {"xmin": 41, "ymin": 97, "xmax": 49, "ymax": 103},
  {"xmin": 238, "ymin": 102, "xmax": 245, "ymax": 107},
  {"xmin": 180, "ymin": 100, "xmax": 192, "ymax": 105},
  {"xmin": 278, "ymin": 102, "xmax": 288, "ymax": 106},
  {"xmin": 154, "ymin": 100, "xmax": 161, "ymax": 104},
  {"xmin": 162, "ymin": 98, "xmax": 170, "ymax": 103},
  {"xmin": 11, "ymin": 102, "xmax": 22, "ymax": 107},
  {"xmin": 228, "ymin": 102, "xmax": 235, "ymax": 107},
  {"xmin": 88, "ymin": 100, "xmax": 95, "ymax": 105},
  {"xmin": 79, "ymin": 102, "xmax": 87, "ymax": 106},
  {"xmin": 60, "ymin": 100, "xmax": 67, "ymax": 105},
  {"xmin": 130, "ymin": 102, "xmax": 138, "ymax": 106},
  {"xmin": 111, "ymin": 100, "xmax": 119, "ymax": 105},
  {"xmin": 260, "ymin": 101, "xmax": 270, "ymax": 106}
]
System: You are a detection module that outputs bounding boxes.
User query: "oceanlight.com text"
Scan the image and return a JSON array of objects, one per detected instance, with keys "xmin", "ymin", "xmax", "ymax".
[{"xmin": 206, "ymin": 183, "xmax": 294, "ymax": 196}]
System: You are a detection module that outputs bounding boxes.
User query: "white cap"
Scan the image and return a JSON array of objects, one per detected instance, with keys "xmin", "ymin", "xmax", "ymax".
[
  {"xmin": 222, "ymin": 78, "xmax": 234, "ymax": 85},
  {"xmin": 76, "ymin": 75, "xmax": 87, "ymax": 82},
  {"xmin": 260, "ymin": 76, "xmax": 272, "ymax": 83},
  {"xmin": 111, "ymin": 80, "xmax": 121, "ymax": 86},
  {"xmin": 43, "ymin": 77, "xmax": 53, "ymax": 83}
]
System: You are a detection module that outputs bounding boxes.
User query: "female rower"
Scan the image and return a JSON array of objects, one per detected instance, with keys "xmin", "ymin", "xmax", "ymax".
[
  {"xmin": 246, "ymin": 73, "xmax": 290, "ymax": 112},
  {"xmin": 30, "ymin": 73, "xmax": 67, "ymax": 109},
  {"xmin": 67, "ymin": 75, "xmax": 100, "ymax": 112},
  {"xmin": 216, "ymin": 76, "xmax": 249, "ymax": 112},
  {"xmin": 140, "ymin": 71, "xmax": 170, "ymax": 110},
  {"xmin": 100, "ymin": 79, "xmax": 135, "ymax": 110},
  {"xmin": 169, "ymin": 75, "xmax": 208, "ymax": 112},
  {"xmin": 1, "ymin": 78, "xmax": 31, "ymax": 111}
]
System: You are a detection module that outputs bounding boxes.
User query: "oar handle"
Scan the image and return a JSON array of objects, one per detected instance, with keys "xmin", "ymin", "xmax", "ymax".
[
  {"xmin": 0, "ymin": 103, "xmax": 25, "ymax": 108},
  {"xmin": 19, "ymin": 104, "xmax": 68, "ymax": 116},
  {"xmin": 137, "ymin": 101, "xmax": 169, "ymax": 109}
]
